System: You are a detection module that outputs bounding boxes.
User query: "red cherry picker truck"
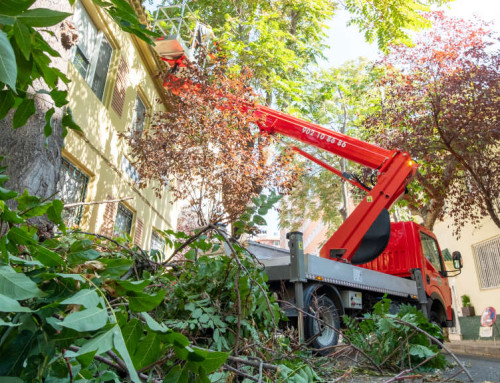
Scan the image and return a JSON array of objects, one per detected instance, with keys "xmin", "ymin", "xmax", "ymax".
[{"xmin": 151, "ymin": 4, "xmax": 463, "ymax": 351}]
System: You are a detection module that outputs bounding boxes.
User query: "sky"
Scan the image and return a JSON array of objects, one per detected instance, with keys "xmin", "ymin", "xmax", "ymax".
[
  {"xmin": 261, "ymin": 0, "xmax": 500, "ymax": 238},
  {"xmin": 324, "ymin": 0, "xmax": 500, "ymax": 67}
]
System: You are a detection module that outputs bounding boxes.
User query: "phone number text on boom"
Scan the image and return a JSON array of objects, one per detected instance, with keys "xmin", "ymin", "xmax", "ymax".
[{"xmin": 302, "ymin": 127, "xmax": 347, "ymax": 148}]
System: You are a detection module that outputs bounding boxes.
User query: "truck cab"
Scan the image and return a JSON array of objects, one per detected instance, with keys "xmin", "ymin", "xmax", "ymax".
[{"xmin": 359, "ymin": 222, "xmax": 454, "ymax": 326}]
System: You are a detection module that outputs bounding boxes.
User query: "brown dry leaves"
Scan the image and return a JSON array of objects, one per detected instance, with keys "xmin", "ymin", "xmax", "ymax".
[{"xmin": 124, "ymin": 55, "xmax": 299, "ymax": 225}]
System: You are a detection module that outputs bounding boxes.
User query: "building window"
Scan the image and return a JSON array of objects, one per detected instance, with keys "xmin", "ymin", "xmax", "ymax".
[
  {"xmin": 473, "ymin": 235, "xmax": 500, "ymax": 289},
  {"xmin": 121, "ymin": 155, "xmax": 140, "ymax": 183},
  {"xmin": 420, "ymin": 232, "xmax": 444, "ymax": 273},
  {"xmin": 57, "ymin": 158, "xmax": 89, "ymax": 227},
  {"xmin": 72, "ymin": 1, "xmax": 113, "ymax": 101},
  {"xmin": 114, "ymin": 203, "xmax": 133, "ymax": 236},
  {"xmin": 150, "ymin": 230, "xmax": 165, "ymax": 253},
  {"xmin": 131, "ymin": 94, "xmax": 147, "ymax": 133}
]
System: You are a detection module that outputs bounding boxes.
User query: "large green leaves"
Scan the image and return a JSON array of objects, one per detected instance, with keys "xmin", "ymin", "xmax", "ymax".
[
  {"xmin": 61, "ymin": 289, "xmax": 100, "ymax": 309},
  {"xmin": 16, "ymin": 9, "xmax": 72, "ymax": 27},
  {"xmin": 0, "ymin": 265, "xmax": 43, "ymax": 300},
  {"xmin": 0, "ymin": 293, "xmax": 32, "ymax": 312},
  {"xmin": 60, "ymin": 307, "xmax": 108, "ymax": 332},
  {"xmin": 0, "ymin": 30, "xmax": 16, "ymax": 90}
]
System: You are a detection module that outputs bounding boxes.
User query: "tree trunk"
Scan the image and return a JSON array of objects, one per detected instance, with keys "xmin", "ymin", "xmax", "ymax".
[{"xmin": 0, "ymin": 0, "xmax": 71, "ymax": 200}]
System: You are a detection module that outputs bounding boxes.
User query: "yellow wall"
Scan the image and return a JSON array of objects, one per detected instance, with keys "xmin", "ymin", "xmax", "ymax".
[
  {"xmin": 433, "ymin": 217, "xmax": 500, "ymax": 318},
  {"xmin": 63, "ymin": 0, "xmax": 176, "ymax": 251}
]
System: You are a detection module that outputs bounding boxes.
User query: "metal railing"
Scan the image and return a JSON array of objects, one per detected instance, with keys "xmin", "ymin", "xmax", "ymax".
[{"xmin": 152, "ymin": 0, "xmax": 212, "ymax": 62}]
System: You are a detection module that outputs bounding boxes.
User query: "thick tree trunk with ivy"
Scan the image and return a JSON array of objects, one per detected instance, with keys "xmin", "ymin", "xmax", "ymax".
[{"xmin": 0, "ymin": 0, "xmax": 71, "ymax": 199}]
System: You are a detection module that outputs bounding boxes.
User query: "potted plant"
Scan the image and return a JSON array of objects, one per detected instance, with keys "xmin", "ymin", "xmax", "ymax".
[{"xmin": 461, "ymin": 294, "xmax": 475, "ymax": 317}]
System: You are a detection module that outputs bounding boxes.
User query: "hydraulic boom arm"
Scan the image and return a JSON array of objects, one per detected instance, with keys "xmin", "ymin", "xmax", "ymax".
[{"xmin": 253, "ymin": 105, "xmax": 418, "ymax": 264}]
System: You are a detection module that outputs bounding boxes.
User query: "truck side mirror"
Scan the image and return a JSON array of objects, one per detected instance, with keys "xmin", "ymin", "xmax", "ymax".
[{"xmin": 452, "ymin": 251, "xmax": 463, "ymax": 270}]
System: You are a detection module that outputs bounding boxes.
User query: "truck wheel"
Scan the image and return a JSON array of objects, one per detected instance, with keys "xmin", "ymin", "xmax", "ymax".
[{"xmin": 304, "ymin": 295, "xmax": 340, "ymax": 354}]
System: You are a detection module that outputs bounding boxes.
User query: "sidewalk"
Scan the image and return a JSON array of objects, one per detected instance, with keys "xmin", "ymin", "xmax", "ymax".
[{"xmin": 445, "ymin": 339, "xmax": 500, "ymax": 359}]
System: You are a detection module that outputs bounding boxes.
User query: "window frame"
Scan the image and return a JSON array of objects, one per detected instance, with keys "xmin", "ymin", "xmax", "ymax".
[
  {"xmin": 71, "ymin": 1, "xmax": 114, "ymax": 102},
  {"xmin": 114, "ymin": 203, "xmax": 134, "ymax": 237},
  {"xmin": 419, "ymin": 232, "xmax": 445, "ymax": 274},
  {"xmin": 150, "ymin": 229, "xmax": 166, "ymax": 254},
  {"xmin": 131, "ymin": 91, "xmax": 148, "ymax": 134},
  {"xmin": 57, "ymin": 157, "xmax": 89, "ymax": 227}
]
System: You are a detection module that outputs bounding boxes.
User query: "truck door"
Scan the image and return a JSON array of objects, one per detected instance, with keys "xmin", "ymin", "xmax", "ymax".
[{"xmin": 419, "ymin": 231, "xmax": 453, "ymax": 321}]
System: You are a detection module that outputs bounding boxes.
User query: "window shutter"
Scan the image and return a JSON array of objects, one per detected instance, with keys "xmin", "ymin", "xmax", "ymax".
[
  {"xmin": 473, "ymin": 235, "xmax": 500, "ymax": 289},
  {"xmin": 112, "ymin": 57, "xmax": 129, "ymax": 116},
  {"xmin": 100, "ymin": 195, "xmax": 118, "ymax": 237},
  {"xmin": 134, "ymin": 218, "xmax": 144, "ymax": 247}
]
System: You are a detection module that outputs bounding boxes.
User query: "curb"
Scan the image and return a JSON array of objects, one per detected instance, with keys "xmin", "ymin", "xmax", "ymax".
[{"xmin": 445, "ymin": 341, "xmax": 500, "ymax": 359}]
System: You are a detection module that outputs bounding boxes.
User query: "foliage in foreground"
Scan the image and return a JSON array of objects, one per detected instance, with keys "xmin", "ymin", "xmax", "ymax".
[
  {"xmin": 0, "ymin": 162, "xmax": 319, "ymax": 382},
  {"xmin": 343, "ymin": 297, "xmax": 447, "ymax": 372}
]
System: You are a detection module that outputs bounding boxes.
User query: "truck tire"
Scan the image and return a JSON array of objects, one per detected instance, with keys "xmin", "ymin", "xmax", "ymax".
[{"xmin": 304, "ymin": 295, "xmax": 340, "ymax": 354}]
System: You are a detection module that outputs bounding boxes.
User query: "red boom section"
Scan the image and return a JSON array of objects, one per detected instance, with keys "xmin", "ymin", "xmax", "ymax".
[
  {"xmin": 254, "ymin": 105, "xmax": 392, "ymax": 169},
  {"xmin": 159, "ymin": 72, "xmax": 418, "ymax": 263},
  {"xmin": 253, "ymin": 105, "xmax": 418, "ymax": 262}
]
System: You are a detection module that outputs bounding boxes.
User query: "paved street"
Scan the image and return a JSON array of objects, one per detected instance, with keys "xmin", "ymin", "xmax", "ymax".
[{"xmin": 444, "ymin": 354, "xmax": 500, "ymax": 382}]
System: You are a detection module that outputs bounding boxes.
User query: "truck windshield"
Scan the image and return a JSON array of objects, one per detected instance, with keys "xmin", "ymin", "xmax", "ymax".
[{"xmin": 420, "ymin": 232, "xmax": 443, "ymax": 273}]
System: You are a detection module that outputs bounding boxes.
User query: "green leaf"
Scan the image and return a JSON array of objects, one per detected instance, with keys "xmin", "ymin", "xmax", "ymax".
[
  {"xmin": 0, "ymin": 186, "xmax": 17, "ymax": 200},
  {"xmin": 13, "ymin": 21, "xmax": 31, "ymax": 60},
  {"xmin": 116, "ymin": 279, "xmax": 149, "ymax": 293},
  {"xmin": 13, "ymin": 98, "xmax": 35, "ymax": 129},
  {"xmin": 55, "ymin": 273, "xmax": 85, "ymax": 282},
  {"xmin": 67, "ymin": 248, "xmax": 100, "ymax": 265},
  {"xmin": 32, "ymin": 244, "xmax": 64, "ymax": 267},
  {"xmin": 409, "ymin": 344, "xmax": 435, "ymax": 358},
  {"xmin": 50, "ymin": 89, "xmax": 68, "ymax": 107},
  {"xmin": 122, "ymin": 319, "xmax": 142, "ymax": 355},
  {"xmin": 100, "ymin": 258, "xmax": 133, "ymax": 278},
  {"xmin": 132, "ymin": 332, "xmax": 160, "ymax": 370},
  {"xmin": 128, "ymin": 290, "xmax": 165, "ymax": 312},
  {"xmin": 0, "ymin": 0, "xmax": 36, "ymax": 16},
  {"xmin": 62, "ymin": 108, "xmax": 83, "ymax": 133},
  {"xmin": 0, "ymin": 265, "xmax": 43, "ymax": 300},
  {"xmin": 0, "ymin": 293, "xmax": 32, "ymax": 312},
  {"xmin": 0, "ymin": 16, "xmax": 15, "ymax": 25},
  {"xmin": 71, "ymin": 325, "xmax": 116, "ymax": 357},
  {"xmin": 44, "ymin": 107, "xmax": 55, "ymax": 137},
  {"xmin": 0, "ymin": 90, "xmax": 15, "ymax": 120},
  {"xmin": 0, "ymin": 318, "xmax": 21, "ymax": 327},
  {"xmin": 47, "ymin": 199, "xmax": 66, "ymax": 233},
  {"xmin": 252, "ymin": 215, "xmax": 267, "ymax": 226},
  {"xmin": 60, "ymin": 307, "xmax": 108, "ymax": 332},
  {"xmin": 0, "ymin": 30, "xmax": 17, "ymax": 91},
  {"xmin": 61, "ymin": 289, "xmax": 100, "ymax": 309},
  {"xmin": 112, "ymin": 325, "xmax": 141, "ymax": 383},
  {"xmin": 163, "ymin": 365, "xmax": 187, "ymax": 383},
  {"xmin": 0, "ymin": 204, "xmax": 23, "ymax": 224},
  {"xmin": 190, "ymin": 348, "xmax": 229, "ymax": 374},
  {"xmin": 70, "ymin": 239, "xmax": 93, "ymax": 252},
  {"xmin": 0, "ymin": 330, "xmax": 38, "ymax": 376},
  {"xmin": 7, "ymin": 226, "xmax": 36, "ymax": 245},
  {"xmin": 141, "ymin": 312, "xmax": 169, "ymax": 333},
  {"xmin": 17, "ymin": 9, "xmax": 72, "ymax": 27}
]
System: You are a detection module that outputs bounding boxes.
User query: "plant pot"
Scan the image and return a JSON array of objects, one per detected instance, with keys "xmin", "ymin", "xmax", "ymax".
[{"xmin": 462, "ymin": 306, "xmax": 475, "ymax": 317}]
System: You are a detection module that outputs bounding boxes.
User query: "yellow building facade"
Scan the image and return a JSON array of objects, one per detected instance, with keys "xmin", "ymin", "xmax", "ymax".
[
  {"xmin": 58, "ymin": 0, "xmax": 176, "ymax": 253},
  {"xmin": 433, "ymin": 217, "xmax": 500, "ymax": 325}
]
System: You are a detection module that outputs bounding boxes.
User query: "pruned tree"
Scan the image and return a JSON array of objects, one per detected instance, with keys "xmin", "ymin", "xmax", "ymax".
[
  {"xmin": 280, "ymin": 60, "xmax": 382, "ymax": 234},
  {"xmin": 366, "ymin": 12, "xmax": 500, "ymax": 234},
  {"xmin": 124, "ymin": 56, "xmax": 299, "ymax": 226}
]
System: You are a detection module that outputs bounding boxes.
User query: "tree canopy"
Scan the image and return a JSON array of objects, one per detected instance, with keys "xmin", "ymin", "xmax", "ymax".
[{"xmin": 366, "ymin": 11, "xmax": 500, "ymax": 233}]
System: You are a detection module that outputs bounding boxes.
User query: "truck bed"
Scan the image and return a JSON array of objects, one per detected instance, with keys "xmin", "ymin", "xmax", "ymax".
[{"xmin": 248, "ymin": 241, "xmax": 418, "ymax": 299}]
